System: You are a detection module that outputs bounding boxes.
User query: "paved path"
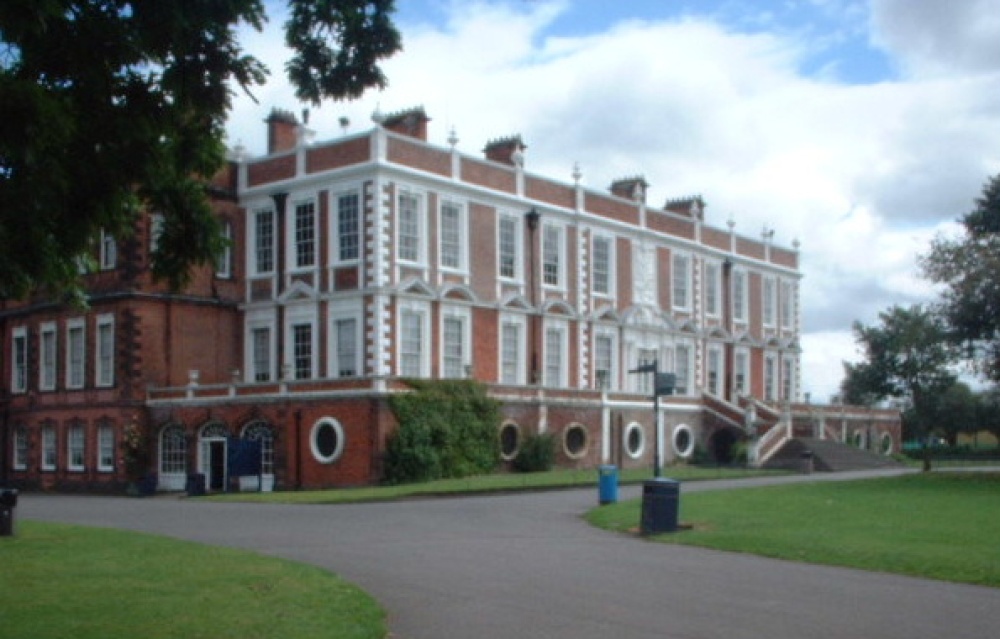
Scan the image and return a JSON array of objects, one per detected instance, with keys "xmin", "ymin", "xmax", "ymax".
[{"xmin": 18, "ymin": 469, "xmax": 999, "ymax": 638}]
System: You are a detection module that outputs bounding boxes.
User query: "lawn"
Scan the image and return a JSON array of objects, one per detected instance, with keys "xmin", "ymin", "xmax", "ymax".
[
  {"xmin": 587, "ymin": 472, "xmax": 1000, "ymax": 587},
  {"xmin": 0, "ymin": 521, "xmax": 385, "ymax": 639},
  {"xmin": 207, "ymin": 465, "xmax": 782, "ymax": 504}
]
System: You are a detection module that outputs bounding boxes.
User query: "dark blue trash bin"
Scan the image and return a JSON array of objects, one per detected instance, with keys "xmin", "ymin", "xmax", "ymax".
[
  {"xmin": 640, "ymin": 478, "xmax": 679, "ymax": 534},
  {"xmin": 0, "ymin": 488, "xmax": 17, "ymax": 537},
  {"xmin": 598, "ymin": 465, "xmax": 618, "ymax": 504}
]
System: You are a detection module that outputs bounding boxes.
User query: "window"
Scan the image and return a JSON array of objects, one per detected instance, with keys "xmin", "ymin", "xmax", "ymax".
[
  {"xmin": 337, "ymin": 191, "xmax": 360, "ymax": 262},
  {"xmin": 292, "ymin": 323, "xmax": 313, "ymax": 380},
  {"xmin": 704, "ymin": 261, "xmax": 720, "ymax": 317},
  {"xmin": 160, "ymin": 425, "xmax": 187, "ymax": 475},
  {"xmin": 623, "ymin": 422, "xmax": 645, "ymax": 459},
  {"xmin": 68, "ymin": 424, "xmax": 85, "ymax": 471},
  {"xmin": 254, "ymin": 209, "xmax": 275, "ymax": 274},
  {"xmin": 594, "ymin": 333, "xmax": 614, "ymax": 390},
  {"xmin": 334, "ymin": 318, "xmax": 359, "ymax": 378},
  {"xmin": 592, "ymin": 235, "xmax": 612, "ymax": 295},
  {"xmin": 100, "ymin": 229, "xmax": 117, "ymax": 270},
  {"xmin": 500, "ymin": 319, "xmax": 523, "ymax": 385},
  {"xmin": 399, "ymin": 308, "xmax": 425, "ymax": 377},
  {"xmin": 11, "ymin": 327, "xmax": 27, "ymax": 393},
  {"xmin": 397, "ymin": 190, "xmax": 422, "ymax": 263},
  {"xmin": 765, "ymin": 355, "xmax": 777, "ymax": 402},
  {"xmin": 634, "ymin": 348, "xmax": 657, "ymax": 395},
  {"xmin": 732, "ymin": 269, "xmax": 748, "ymax": 323},
  {"xmin": 216, "ymin": 221, "xmax": 232, "ymax": 278},
  {"xmin": 707, "ymin": 346, "xmax": 722, "ymax": 396},
  {"xmin": 96, "ymin": 314, "xmax": 115, "ymax": 387},
  {"xmin": 674, "ymin": 344, "xmax": 691, "ymax": 395},
  {"xmin": 42, "ymin": 424, "xmax": 57, "ymax": 470},
  {"xmin": 442, "ymin": 314, "xmax": 467, "ymax": 378},
  {"xmin": 782, "ymin": 356, "xmax": 795, "ymax": 401},
  {"xmin": 672, "ymin": 253, "xmax": 690, "ymax": 310},
  {"xmin": 542, "ymin": 223, "xmax": 562, "ymax": 287},
  {"xmin": 37, "ymin": 323, "xmax": 56, "ymax": 391},
  {"xmin": 563, "ymin": 423, "xmax": 589, "ymax": 459},
  {"xmin": 544, "ymin": 324, "xmax": 566, "ymax": 387},
  {"xmin": 310, "ymin": 418, "xmax": 345, "ymax": 463},
  {"xmin": 97, "ymin": 423, "xmax": 115, "ymax": 471},
  {"xmin": 498, "ymin": 214, "xmax": 519, "ymax": 279},
  {"xmin": 780, "ymin": 280, "xmax": 793, "ymax": 329},
  {"xmin": 294, "ymin": 200, "xmax": 316, "ymax": 268},
  {"xmin": 251, "ymin": 327, "xmax": 272, "ymax": 382},
  {"xmin": 439, "ymin": 200, "xmax": 465, "ymax": 271},
  {"xmin": 243, "ymin": 421, "xmax": 275, "ymax": 476},
  {"xmin": 734, "ymin": 349, "xmax": 749, "ymax": 398},
  {"xmin": 763, "ymin": 276, "xmax": 776, "ymax": 327},
  {"xmin": 13, "ymin": 426, "xmax": 28, "ymax": 470},
  {"xmin": 150, "ymin": 213, "xmax": 165, "ymax": 256},
  {"xmin": 67, "ymin": 319, "xmax": 85, "ymax": 389}
]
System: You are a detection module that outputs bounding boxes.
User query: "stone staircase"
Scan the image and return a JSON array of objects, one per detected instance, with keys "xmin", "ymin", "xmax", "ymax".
[{"xmin": 764, "ymin": 437, "xmax": 904, "ymax": 472}]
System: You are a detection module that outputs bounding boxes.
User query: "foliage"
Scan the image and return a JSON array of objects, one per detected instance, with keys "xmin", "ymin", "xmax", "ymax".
[
  {"xmin": 384, "ymin": 379, "xmax": 501, "ymax": 484},
  {"xmin": 511, "ymin": 432, "xmax": 556, "ymax": 473},
  {"xmin": 0, "ymin": 521, "xmax": 385, "ymax": 638},
  {"xmin": 840, "ymin": 305, "xmax": 958, "ymax": 438},
  {"xmin": 0, "ymin": 1, "xmax": 401, "ymax": 299},
  {"xmin": 921, "ymin": 173, "xmax": 1000, "ymax": 383},
  {"xmin": 120, "ymin": 418, "xmax": 150, "ymax": 481}
]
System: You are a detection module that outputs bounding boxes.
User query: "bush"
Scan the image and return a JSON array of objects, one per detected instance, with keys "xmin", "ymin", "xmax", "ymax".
[
  {"xmin": 512, "ymin": 432, "xmax": 556, "ymax": 473},
  {"xmin": 384, "ymin": 380, "xmax": 500, "ymax": 484}
]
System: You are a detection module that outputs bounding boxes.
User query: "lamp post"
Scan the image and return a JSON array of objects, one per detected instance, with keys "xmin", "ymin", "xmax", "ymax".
[{"xmin": 628, "ymin": 359, "xmax": 675, "ymax": 478}]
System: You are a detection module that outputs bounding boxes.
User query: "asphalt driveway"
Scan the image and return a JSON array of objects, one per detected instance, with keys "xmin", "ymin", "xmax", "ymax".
[{"xmin": 17, "ymin": 470, "xmax": 999, "ymax": 638}]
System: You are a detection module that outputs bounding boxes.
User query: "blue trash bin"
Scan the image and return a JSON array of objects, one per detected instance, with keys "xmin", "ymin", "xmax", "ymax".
[
  {"xmin": 640, "ymin": 478, "xmax": 679, "ymax": 534},
  {"xmin": 598, "ymin": 465, "xmax": 618, "ymax": 504}
]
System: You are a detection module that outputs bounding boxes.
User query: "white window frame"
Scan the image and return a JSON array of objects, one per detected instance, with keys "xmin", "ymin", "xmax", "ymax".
[
  {"xmin": 732, "ymin": 268, "xmax": 748, "ymax": 324},
  {"xmin": 397, "ymin": 300, "xmax": 430, "ymax": 377},
  {"xmin": 159, "ymin": 424, "xmax": 187, "ymax": 476},
  {"xmin": 674, "ymin": 342, "xmax": 693, "ymax": 396},
  {"xmin": 67, "ymin": 423, "xmax": 85, "ymax": 471},
  {"xmin": 764, "ymin": 353, "xmax": 777, "ymax": 402},
  {"xmin": 288, "ymin": 319, "xmax": 316, "ymax": 380},
  {"xmin": 100, "ymin": 229, "xmax": 117, "ymax": 270},
  {"xmin": 497, "ymin": 213, "xmax": 522, "ymax": 281},
  {"xmin": 763, "ymin": 276, "xmax": 776, "ymax": 328},
  {"xmin": 40, "ymin": 322, "xmax": 59, "ymax": 394},
  {"xmin": 97, "ymin": 422, "xmax": 115, "ymax": 472},
  {"xmin": 42, "ymin": 424, "xmax": 57, "ymax": 471},
  {"xmin": 780, "ymin": 280, "xmax": 794, "ymax": 329},
  {"xmin": 704, "ymin": 260, "xmax": 721, "ymax": 318},
  {"xmin": 96, "ymin": 313, "xmax": 115, "ymax": 388},
  {"xmin": 543, "ymin": 319, "xmax": 569, "ymax": 388},
  {"xmin": 333, "ymin": 187, "xmax": 362, "ymax": 264},
  {"xmin": 591, "ymin": 234, "xmax": 614, "ymax": 297},
  {"xmin": 733, "ymin": 347, "xmax": 750, "ymax": 400},
  {"xmin": 542, "ymin": 222, "xmax": 565, "ymax": 289},
  {"xmin": 216, "ymin": 220, "xmax": 233, "ymax": 278},
  {"xmin": 782, "ymin": 355, "xmax": 795, "ymax": 402},
  {"xmin": 291, "ymin": 197, "xmax": 317, "ymax": 271},
  {"xmin": 329, "ymin": 303, "xmax": 363, "ymax": 379},
  {"xmin": 12, "ymin": 326, "xmax": 28, "ymax": 394},
  {"xmin": 499, "ymin": 314, "xmax": 526, "ymax": 385},
  {"xmin": 438, "ymin": 198, "xmax": 468, "ymax": 273},
  {"xmin": 632, "ymin": 346, "xmax": 659, "ymax": 395},
  {"xmin": 66, "ymin": 318, "xmax": 86, "ymax": 390},
  {"xmin": 672, "ymin": 252, "xmax": 691, "ymax": 311},
  {"xmin": 593, "ymin": 329, "xmax": 618, "ymax": 391},
  {"xmin": 246, "ymin": 311, "xmax": 276, "ymax": 383},
  {"xmin": 440, "ymin": 305, "xmax": 471, "ymax": 379},
  {"xmin": 252, "ymin": 207, "xmax": 276, "ymax": 276},
  {"xmin": 13, "ymin": 426, "xmax": 28, "ymax": 470},
  {"xmin": 396, "ymin": 188, "xmax": 425, "ymax": 265},
  {"xmin": 706, "ymin": 343, "xmax": 724, "ymax": 396}
]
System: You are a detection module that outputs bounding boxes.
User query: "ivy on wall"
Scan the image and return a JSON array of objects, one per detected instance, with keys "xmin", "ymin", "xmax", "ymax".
[{"xmin": 384, "ymin": 380, "xmax": 501, "ymax": 484}]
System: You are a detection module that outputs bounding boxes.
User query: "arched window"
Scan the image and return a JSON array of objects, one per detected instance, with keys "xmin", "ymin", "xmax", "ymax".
[
  {"xmin": 159, "ymin": 424, "xmax": 188, "ymax": 490},
  {"xmin": 242, "ymin": 421, "xmax": 275, "ymax": 476}
]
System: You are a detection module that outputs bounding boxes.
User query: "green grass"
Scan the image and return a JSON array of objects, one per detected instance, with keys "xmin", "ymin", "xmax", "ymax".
[
  {"xmin": 0, "ymin": 521, "xmax": 385, "ymax": 639},
  {"xmin": 587, "ymin": 472, "xmax": 1000, "ymax": 587},
  {"xmin": 208, "ymin": 465, "xmax": 783, "ymax": 504}
]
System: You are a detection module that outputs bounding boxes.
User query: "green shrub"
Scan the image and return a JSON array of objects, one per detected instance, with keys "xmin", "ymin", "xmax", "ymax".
[
  {"xmin": 512, "ymin": 432, "xmax": 556, "ymax": 473},
  {"xmin": 384, "ymin": 379, "xmax": 501, "ymax": 484}
]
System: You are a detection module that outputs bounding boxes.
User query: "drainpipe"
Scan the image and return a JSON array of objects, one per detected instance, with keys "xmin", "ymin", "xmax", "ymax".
[
  {"xmin": 294, "ymin": 408, "xmax": 303, "ymax": 489},
  {"xmin": 525, "ymin": 208, "xmax": 541, "ymax": 384},
  {"xmin": 271, "ymin": 191, "xmax": 288, "ymax": 375}
]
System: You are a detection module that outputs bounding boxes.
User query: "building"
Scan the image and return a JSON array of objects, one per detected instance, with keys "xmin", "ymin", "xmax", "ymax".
[{"xmin": 0, "ymin": 106, "xmax": 901, "ymax": 492}]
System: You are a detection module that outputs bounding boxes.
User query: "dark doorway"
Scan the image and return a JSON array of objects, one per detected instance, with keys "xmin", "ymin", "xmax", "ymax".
[
  {"xmin": 209, "ymin": 440, "xmax": 226, "ymax": 491},
  {"xmin": 709, "ymin": 428, "xmax": 742, "ymax": 464}
]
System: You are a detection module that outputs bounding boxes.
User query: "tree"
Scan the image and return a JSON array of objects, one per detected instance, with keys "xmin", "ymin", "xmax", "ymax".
[
  {"xmin": 0, "ymin": 0, "xmax": 401, "ymax": 298},
  {"xmin": 921, "ymin": 173, "xmax": 1000, "ymax": 383},
  {"xmin": 840, "ymin": 305, "xmax": 958, "ymax": 440}
]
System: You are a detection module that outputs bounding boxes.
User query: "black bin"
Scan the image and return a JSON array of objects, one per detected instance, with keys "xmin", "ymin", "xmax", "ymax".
[
  {"xmin": 640, "ymin": 478, "xmax": 679, "ymax": 535},
  {"xmin": 0, "ymin": 488, "xmax": 18, "ymax": 537},
  {"xmin": 186, "ymin": 473, "xmax": 206, "ymax": 497}
]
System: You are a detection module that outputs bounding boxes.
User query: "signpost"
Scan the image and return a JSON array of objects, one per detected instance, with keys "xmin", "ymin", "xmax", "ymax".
[{"xmin": 628, "ymin": 359, "xmax": 675, "ymax": 478}]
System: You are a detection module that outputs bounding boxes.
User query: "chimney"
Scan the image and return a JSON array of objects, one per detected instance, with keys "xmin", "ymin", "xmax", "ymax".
[
  {"xmin": 483, "ymin": 135, "xmax": 526, "ymax": 167},
  {"xmin": 381, "ymin": 106, "xmax": 431, "ymax": 141},
  {"xmin": 664, "ymin": 196, "xmax": 705, "ymax": 219},
  {"xmin": 610, "ymin": 176, "xmax": 649, "ymax": 203},
  {"xmin": 266, "ymin": 108, "xmax": 299, "ymax": 154}
]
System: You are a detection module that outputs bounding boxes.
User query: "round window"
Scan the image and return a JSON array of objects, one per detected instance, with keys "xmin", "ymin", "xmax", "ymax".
[
  {"xmin": 499, "ymin": 422, "xmax": 520, "ymax": 461},
  {"xmin": 310, "ymin": 418, "xmax": 345, "ymax": 464},
  {"xmin": 880, "ymin": 432, "xmax": 893, "ymax": 455},
  {"xmin": 624, "ymin": 422, "xmax": 645, "ymax": 459},
  {"xmin": 672, "ymin": 424, "xmax": 694, "ymax": 459},
  {"xmin": 563, "ymin": 423, "xmax": 589, "ymax": 459}
]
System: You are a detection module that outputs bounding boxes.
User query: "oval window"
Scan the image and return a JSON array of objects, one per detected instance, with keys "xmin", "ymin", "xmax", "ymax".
[
  {"xmin": 880, "ymin": 432, "xmax": 893, "ymax": 455},
  {"xmin": 563, "ymin": 423, "xmax": 589, "ymax": 459},
  {"xmin": 624, "ymin": 422, "xmax": 645, "ymax": 459},
  {"xmin": 499, "ymin": 422, "xmax": 520, "ymax": 461},
  {"xmin": 672, "ymin": 424, "xmax": 694, "ymax": 459},
  {"xmin": 310, "ymin": 418, "xmax": 345, "ymax": 464}
]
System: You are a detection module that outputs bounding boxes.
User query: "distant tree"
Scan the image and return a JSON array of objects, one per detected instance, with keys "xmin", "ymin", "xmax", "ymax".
[
  {"xmin": 921, "ymin": 173, "xmax": 1000, "ymax": 383},
  {"xmin": 975, "ymin": 387, "xmax": 1000, "ymax": 443},
  {"xmin": 0, "ymin": 0, "xmax": 401, "ymax": 298},
  {"xmin": 927, "ymin": 381, "xmax": 978, "ymax": 446}
]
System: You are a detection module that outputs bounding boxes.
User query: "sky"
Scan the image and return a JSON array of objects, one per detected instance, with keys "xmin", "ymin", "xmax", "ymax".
[{"xmin": 225, "ymin": 0, "xmax": 1000, "ymax": 403}]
